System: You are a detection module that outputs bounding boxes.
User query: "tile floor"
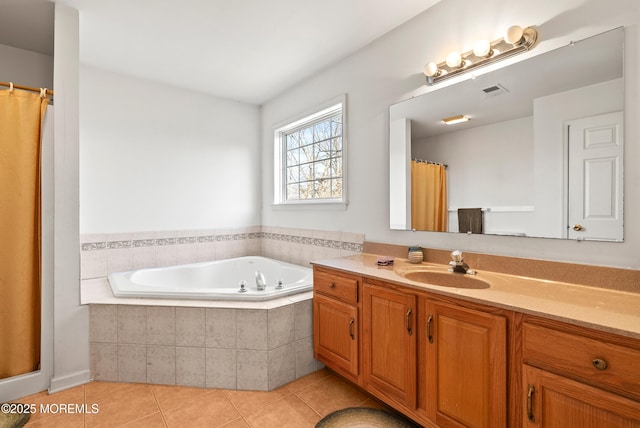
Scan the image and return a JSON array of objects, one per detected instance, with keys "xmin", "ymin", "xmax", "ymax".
[{"xmin": 16, "ymin": 369, "xmax": 389, "ymax": 428}]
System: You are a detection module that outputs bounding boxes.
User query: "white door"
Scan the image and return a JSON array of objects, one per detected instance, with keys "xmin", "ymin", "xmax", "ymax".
[{"xmin": 568, "ymin": 111, "xmax": 623, "ymax": 241}]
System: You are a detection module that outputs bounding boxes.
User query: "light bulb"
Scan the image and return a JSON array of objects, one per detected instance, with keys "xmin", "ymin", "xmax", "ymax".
[
  {"xmin": 445, "ymin": 51, "xmax": 462, "ymax": 68},
  {"xmin": 424, "ymin": 62, "xmax": 439, "ymax": 77},
  {"xmin": 504, "ymin": 25, "xmax": 524, "ymax": 45},
  {"xmin": 473, "ymin": 39, "xmax": 492, "ymax": 57}
]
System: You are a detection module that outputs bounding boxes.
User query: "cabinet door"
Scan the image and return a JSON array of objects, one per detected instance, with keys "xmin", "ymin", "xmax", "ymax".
[
  {"xmin": 424, "ymin": 299, "xmax": 507, "ymax": 428},
  {"xmin": 313, "ymin": 293, "xmax": 359, "ymax": 381},
  {"xmin": 523, "ymin": 365, "xmax": 640, "ymax": 427},
  {"xmin": 362, "ymin": 282, "xmax": 417, "ymax": 408}
]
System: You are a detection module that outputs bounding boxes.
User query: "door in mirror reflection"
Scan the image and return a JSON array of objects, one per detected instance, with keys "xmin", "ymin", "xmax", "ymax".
[{"xmin": 568, "ymin": 111, "xmax": 623, "ymax": 241}]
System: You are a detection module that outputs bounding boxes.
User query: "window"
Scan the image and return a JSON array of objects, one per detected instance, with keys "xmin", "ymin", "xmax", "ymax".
[{"xmin": 274, "ymin": 97, "xmax": 346, "ymax": 205}]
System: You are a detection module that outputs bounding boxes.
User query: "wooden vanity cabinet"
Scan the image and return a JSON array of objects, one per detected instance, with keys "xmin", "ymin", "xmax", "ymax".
[
  {"xmin": 314, "ymin": 266, "xmax": 510, "ymax": 427},
  {"xmin": 522, "ymin": 316, "xmax": 640, "ymax": 427},
  {"xmin": 313, "ymin": 267, "xmax": 361, "ymax": 384},
  {"xmin": 419, "ymin": 297, "xmax": 508, "ymax": 428},
  {"xmin": 362, "ymin": 279, "xmax": 417, "ymax": 409},
  {"xmin": 313, "ymin": 264, "xmax": 640, "ymax": 427}
]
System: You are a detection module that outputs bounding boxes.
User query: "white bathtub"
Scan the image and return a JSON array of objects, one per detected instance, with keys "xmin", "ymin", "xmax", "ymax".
[{"xmin": 107, "ymin": 256, "xmax": 313, "ymax": 301}]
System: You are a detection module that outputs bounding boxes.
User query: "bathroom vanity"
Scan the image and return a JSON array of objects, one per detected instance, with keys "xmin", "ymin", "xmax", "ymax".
[{"xmin": 312, "ymin": 254, "xmax": 640, "ymax": 428}]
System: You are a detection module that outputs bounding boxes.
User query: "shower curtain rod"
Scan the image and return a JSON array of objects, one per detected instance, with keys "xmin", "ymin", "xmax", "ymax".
[
  {"xmin": 0, "ymin": 81, "xmax": 54, "ymax": 96},
  {"xmin": 412, "ymin": 158, "xmax": 448, "ymax": 168}
]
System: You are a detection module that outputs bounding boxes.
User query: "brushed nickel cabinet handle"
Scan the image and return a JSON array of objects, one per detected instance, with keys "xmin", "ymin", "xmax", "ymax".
[
  {"xmin": 349, "ymin": 317, "xmax": 355, "ymax": 340},
  {"xmin": 427, "ymin": 314, "xmax": 433, "ymax": 343},
  {"xmin": 592, "ymin": 358, "xmax": 608, "ymax": 370},
  {"xmin": 406, "ymin": 308, "xmax": 413, "ymax": 336},
  {"xmin": 527, "ymin": 384, "xmax": 535, "ymax": 422}
]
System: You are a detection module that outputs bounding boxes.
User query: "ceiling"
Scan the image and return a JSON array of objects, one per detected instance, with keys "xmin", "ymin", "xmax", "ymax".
[{"xmin": 0, "ymin": 0, "xmax": 441, "ymax": 104}]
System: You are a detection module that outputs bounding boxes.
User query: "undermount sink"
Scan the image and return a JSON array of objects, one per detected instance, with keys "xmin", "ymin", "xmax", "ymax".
[{"xmin": 402, "ymin": 271, "xmax": 491, "ymax": 289}]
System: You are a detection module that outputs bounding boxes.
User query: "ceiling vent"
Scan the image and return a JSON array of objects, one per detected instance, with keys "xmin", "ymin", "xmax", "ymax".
[{"xmin": 482, "ymin": 84, "xmax": 509, "ymax": 97}]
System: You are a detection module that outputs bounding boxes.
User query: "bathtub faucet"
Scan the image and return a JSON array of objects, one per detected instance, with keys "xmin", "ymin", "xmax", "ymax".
[{"xmin": 255, "ymin": 271, "xmax": 267, "ymax": 291}]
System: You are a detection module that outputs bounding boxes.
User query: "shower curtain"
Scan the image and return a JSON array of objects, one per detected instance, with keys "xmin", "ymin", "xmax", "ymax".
[
  {"xmin": 0, "ymin": 88, "xmax": 50, "ymax": 379},
  {"xmin": 411, "ymin": 160, "xmax": 448, "ymax": 232}
]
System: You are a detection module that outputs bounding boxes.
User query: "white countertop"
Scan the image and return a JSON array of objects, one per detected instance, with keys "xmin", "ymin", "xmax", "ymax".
[{"xmin": 312, "ymin": 254, "xmax": 640, "ymax": 340}]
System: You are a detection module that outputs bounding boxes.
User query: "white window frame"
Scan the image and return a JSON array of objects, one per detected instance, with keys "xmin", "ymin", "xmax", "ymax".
[{"xmin": 273, "ymin": 95, "xmax": 347, "ymax": 208}]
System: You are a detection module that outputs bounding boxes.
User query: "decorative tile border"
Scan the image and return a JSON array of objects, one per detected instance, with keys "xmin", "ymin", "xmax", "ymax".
[
  {"xmin": 81, "ymin": 230, "xmax": 363, "ymax": 253},
  {"xmin": 261, "ymin": 232, "xmax": 363, "ymax": 252},
  {"xmin": 81, "ymin": 232, "xmax": 254, "ymax": 252}
]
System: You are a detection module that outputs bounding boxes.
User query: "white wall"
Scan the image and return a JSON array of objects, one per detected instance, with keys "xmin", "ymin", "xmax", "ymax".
[
  {"xmin": 80, "ymin": 66, "xmax": 261, "ymax": 234},
  {"xmin": 261, "ymin": 0, "xmax": 640, "ymax": 269},
  {"xmin": 0, "ymin": 43, "xmax": 53, "ymax": 88}
]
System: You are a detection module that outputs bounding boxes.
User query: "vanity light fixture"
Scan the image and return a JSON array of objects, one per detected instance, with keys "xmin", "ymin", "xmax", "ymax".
[
  {"xmin": 442, "ymin": 115, "xmax": 470, "ymax": 125},
  {"xmin": 424, "ymin": 25, "xmax": 538, "ymax": 85}
]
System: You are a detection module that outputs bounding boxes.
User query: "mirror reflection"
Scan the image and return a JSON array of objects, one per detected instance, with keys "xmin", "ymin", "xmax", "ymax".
[{"xmin": 389, "ymin": 28, "xmax": 624, "ymax": 241}]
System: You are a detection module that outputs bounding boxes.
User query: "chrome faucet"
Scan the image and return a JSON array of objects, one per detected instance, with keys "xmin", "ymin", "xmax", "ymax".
[
  {"xmin": 448, "ymin": 250, "xmax": 476, "ymax": 275},
  {"xmin": 255, "ymin": 271, "xmax": 267, "ymax": 290}
]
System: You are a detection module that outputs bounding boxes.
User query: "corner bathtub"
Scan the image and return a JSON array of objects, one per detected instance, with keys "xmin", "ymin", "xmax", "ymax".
[{"xmin": 107, "ymin": 256, "xmax": 312, "ymax": 301}]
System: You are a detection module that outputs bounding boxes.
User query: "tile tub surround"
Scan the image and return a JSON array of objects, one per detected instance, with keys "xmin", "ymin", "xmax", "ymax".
[
  {"xmin": 80, "ymin": 227, "xmax": 365, "ymax": 280},
  {"xmin": 82, "ymin": 227, "xmax": 363, "ymax": 392},
  {"xmin": 89, "ymin": 300, "xmax": 323, "ymax": 391}
]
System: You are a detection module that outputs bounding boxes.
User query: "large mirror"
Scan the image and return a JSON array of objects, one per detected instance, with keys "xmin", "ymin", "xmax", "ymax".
[{"xmin": 389, "ymin": 28, "xmax": 624, "ymax": 241}]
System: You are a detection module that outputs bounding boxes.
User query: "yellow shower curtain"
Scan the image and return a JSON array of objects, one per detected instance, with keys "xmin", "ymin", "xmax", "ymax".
[
  {"xmin": 411, "ymin": 160, "xmax": 448, "ymax": 231},
  {"xmin": 0, "ymin": 88, "xmax": 50, "ymax": 379}
]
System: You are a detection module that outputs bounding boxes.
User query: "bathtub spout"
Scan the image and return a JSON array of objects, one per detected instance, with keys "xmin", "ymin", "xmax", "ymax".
[{"xmin": 255, "ymin": 271, "xmax": 267, "ymax": 291}]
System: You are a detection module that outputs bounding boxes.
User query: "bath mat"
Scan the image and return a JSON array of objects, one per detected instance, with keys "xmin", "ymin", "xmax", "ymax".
[
  {"xmin": 316, "ymin": 407, "xmax": 419, "ymax": 427},
  {"xmin": 0, "ymin": 404, "xmax": 30, "ymax": 428}
]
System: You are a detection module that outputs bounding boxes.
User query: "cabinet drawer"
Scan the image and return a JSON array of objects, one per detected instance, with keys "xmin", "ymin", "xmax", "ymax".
[
  {"xmin": 523, "ymin": 322, "xmax": 640, "ymax": 399},
  {"xmin": 314, "ymin": 268, "xmax": 359, "ymax": 304}
]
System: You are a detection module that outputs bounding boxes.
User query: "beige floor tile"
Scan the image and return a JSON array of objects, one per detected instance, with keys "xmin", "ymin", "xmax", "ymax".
[
  {"xmin": 152, "ymin": 384, "xmax": 214, "ymax": 413},
  {"xmin": 85, "ymin": 384, "xmax": 159, "ymax": 428},
  {"xmin": 17, "ymin": 369, "xmax": 374, "ymax": 428},
  {"xmin": 118, "ymin": 411, "xmax": 168, "ymax": 427},
  {"xmin": 223, "ymin": 386, "xmax": 291, "ymax": 417},
  {"xmin": 244, "ymin": 395, "xmax": 321, "ymax": 428},
  {"xmin": 219, "ymin": 417, "xmax": 250, "ymax": 428},
  {"xmin": 357, "ymin": 397, "xmax": 390, "ymax": 410},
  {"xmin": 19, "ymin": 384, "xmax": 85, "ymax": 426},
  {"xmin": 24, "ymin": 412, "xmax": 84, "ymax": 428},
  {"xmin": 294, "ymin": 375, "xmax": 370, "ymax": 417},
  {"xmin": 281, "ymin": 368, "xmax": 331, "ymax": 392},
  {"xmin": 18, "ymin": 384, "xmax": 84, "ymax": 405},
  {"xmin": 84, "ymin": 381, "xmax": 144, "ymax": 404},
  {"xmin": 162, "ymin": 389, "xmax": 240, "ymax": 428}
]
